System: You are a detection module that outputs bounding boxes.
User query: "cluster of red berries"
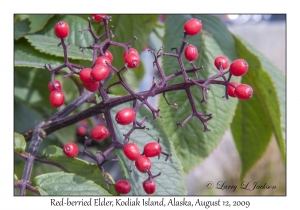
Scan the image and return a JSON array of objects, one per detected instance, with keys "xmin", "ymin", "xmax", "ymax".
[
  {"xmin": 182, "ymin": 18, "xmax": 253, "ymax": 100},
  {"xmin": 50, "ymin": 19, "xmax": 142, "ymax": 108},
  {"xmin": 117, "ymin": 140, "xmax": 165, "ymax": 195},
  {"xmin": 214, "ymin": 56, "xmax": 253, "ymax": 100}
]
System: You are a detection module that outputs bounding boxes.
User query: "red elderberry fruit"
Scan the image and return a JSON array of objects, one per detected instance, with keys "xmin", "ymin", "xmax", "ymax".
[
  {"xmin": 234, "ymin": 84, "xmax": 253, "ymax": 100},
  {"xmin": 184, "ymin": 44, "xmax": 198, "ymax": 61},
  {"xmin": 143, "ymin": 179, "xmax": 156, "ymax": 195},
  {"xmin": 95, "ymin": 56, "xmax": 111, "ymax": 66},
  {"xmin": 84, "ymin": 82, "xmax": 99, "ymax": 92},
  {"xmin": 92, "ymin": 14, "xmax": 106, "ymax": 22},
  {"xmin": 115, "ymin": 180, "xmax": 131, "ymax": 194},
  {"xmin": 63, "ymin": 142, "xmax": 78, "ymax": 158},
  {"xmin": 91, "ymin": 125, "xmax": 110, "ymax": 141},
  {"xmin": 143, "ymin": 142, "xmax": 162, "ymax": 158},
  {"xmin": 91, "ymin": 64, "xmax": 110, "ymax": 82},
  {"xmin": 227, "ymin": 82, "xmax": 238, "ymax": 98},
  {"xmin": 214, "ymin": 56, "xmax": 229, "ymax": 70},
  {"xmin": 77, "ymin": 126, "xmax": 86, "ymax": 136},
  {"xmin": 54, "ymin": 21, "xmax": 69, "ymax": 39},
  {"xmin": 104, "ymin": 50, "xmax": 113, "ymax": 62},
  {"xmin": 79, "ymin": 68, "xmax": 94, "ymax": 83},
  {"xmin": 48, "ymin": 80, "xmax": 62, "ymax": 92},
  {"xmin": 49, "ymin": 90, "xmax": 65, "ymax": 107},
  {"xmin": 230, "ymin": 59, "xmax": 249, "ymax": 76},
  {"xmin": 123, "ymin": 48, "xmax": 139, "ymax": 58},
  {"xmin": 115, "ymin": 108, "xmax": 135, "ymax": 125},
  {"xmin": 184, "ymin": 18, "xmax": 202, "ymax": 36},
  {"xmin": 135, "ymin": 155, "xmax": 151, "ymax": 173},
  {"xmin": 124, "ymin": 143, "xmax": 140, "ymax": 161},
  {"xmin": 124, "ymin": 53, "xmax": 140, "ymax": 69}
]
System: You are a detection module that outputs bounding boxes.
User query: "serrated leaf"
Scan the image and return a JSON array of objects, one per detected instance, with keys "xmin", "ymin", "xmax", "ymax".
[
  {"xmin": 33, "ymin": 172, "xmax": 112, "ymax": 195},
  {"xmin": 233, "ymin": 35, "xmax": 286, "ymax": 162},
  {"xmin": 28, "ymin": 15, "xmax": 54, "ymax": 33},
  {"xmin": 25, "ymin": 35, "xmax": 93, "ymax": 61},
  {"xmin": 111, "ymin": 102, "xmax": 187, "ymax": 195},
  {"xmin": 159, "ymin": 14, "xmax": 239, "ymax": 173},
  {"xmin": 15, "ymin": 38, "xmax": 65, "ymax": 69},
  {"xmin": 42, "ymin": 145, "xmax": 117, "ymax": 195},
  {"xmin": 14, "ymin": 19, "xmax": 30, "ymax": 40},
  {"xmin": 231, "ymin": 35, "xmax": 285, "ymax": 178},
  {"xmin": 14, "ymin": 133, "xmax": 27, "ymax": 153}
]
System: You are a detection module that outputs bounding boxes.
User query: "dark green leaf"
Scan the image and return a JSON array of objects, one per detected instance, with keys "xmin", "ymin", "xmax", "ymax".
[
  {"xmin": 159, "ymin": 14, "xmax": 239, "ymax": 172},
  {"xmin": 231, "ymin": 35, "xmax": 285, "ymax": 178},
  {"xmin": 33, "ymin": 172, "xmax": 112, "ymax": 195},
  {"xmin": 25, "ymin": 35, "xmax": 93, "ymax": 60},
  {"xmin": 111, "ymin": 102, "xmax": 187, "ymax": 195},
  {"xmin": 42, "ymin": 145, "xmax": 117, "ymax": 195},
  {"xmin": 28, "ymin": 15, "xmax": 54, "ymax": 33},
  {"xmin": 14, "ymin": 39, "xmax": 65, "ymax": 69},
  {"xmin": 14, "ymin": 133, "xmax": 26, "ymax": 153},
  {"xmin": 234, "ymin": 36, "xmax": 286, "ymax": 163},
  {"xmin": 14, "ymin": 19, "xmax": 30, "ymax": 40}
]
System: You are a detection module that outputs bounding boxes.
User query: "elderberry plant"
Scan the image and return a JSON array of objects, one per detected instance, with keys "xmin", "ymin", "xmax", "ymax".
[{"xmin": 14, "ymin": 14, "xmax": 286, "ymax": 196}]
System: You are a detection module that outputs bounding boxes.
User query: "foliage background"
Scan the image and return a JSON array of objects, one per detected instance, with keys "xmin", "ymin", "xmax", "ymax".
[{"xmin": 13, "ymin": 14, "xmax": 286, "ymax": 196}]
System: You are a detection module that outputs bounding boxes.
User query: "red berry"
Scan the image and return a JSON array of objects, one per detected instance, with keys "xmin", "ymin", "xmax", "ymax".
[
  {"xmin": 135, "ymin": 155, "xmax": 151, "ymax": 173},
  {"xmin": 95, "ymin": 56, "xmax": 111, "ymax": 66},
  {"xmin": 49, "ymin": 90, "xmax": 65, "ymax": 107},
  {"xmin": 91, "ymin": 64, "xmax": 110, "ymax": 82},
  {"xmin": 48, "ymin": 80, "xmax": 62, "ymax": 92},
  {"xmin": 143, "ymin": 179, "xmax": 156, "ymax": 194},
  {"xmin": 104, "ymin": 50, "xmax": 113, "ymax": 62},
  {"xmin": 234, "ymin": 84, "xmax": 253, "ymax": 100},
  {"xmin": 123, "ymin": 48, "xmax": 139, "ymax": 58},
  {"xmin": 83, "ymin": 82, "xmax": 99, "ymax": 92},
  {"xmin": 77, "ymin": 126, "xmax": 86, "ymax": 136},
  {"xmin": 91, "ymin": 125, "xmax": 110, "ymax": 141},
  {"xmin": 143, "ymin": 142, "xmax": 162, "ymax": 158},
  {"xmin": 124, "ymin": 53, "xmax": 140, "ymax": 68},
  {"xmin": 227, "ymin": 82, "xmax": 238, "ymax": 98},
  {"xmin": 214, "ymin": 56, "xmax": 229, "ymax": 70},
  {"xmin": 184, "ymin": 18, "xmax": 202, "ymax": 36},
  {"xmin": 54, "ymin": 21, "xmax": 69, "ymax": 39},
  {"xmin": 184, "ymin": 44, "xmax": 198, "ymax": 61},
  {"xmin": 92, "ymin": 14, "xmax": 106, "ymax": 22},
  {"xmin": 115, "ymin": 108, "xmax": 135, "ymax": 125},
  {"xmin": 124, "ymin": 143, "xmax": 140, "ymax": 161},
  {"xmin": 63, "ymin": 142, "xmax": 78, "ymax": 158},
  {"xmin": 230, "ymin": 59, "xmax": 249, "ymax": 76},
  {"xmin": 79, "ymin": 68, "xmax": 94, "ymax": 83},
  {"xmin": 115, "ymin": 180, "xmax": 131, "ymax": 194}
]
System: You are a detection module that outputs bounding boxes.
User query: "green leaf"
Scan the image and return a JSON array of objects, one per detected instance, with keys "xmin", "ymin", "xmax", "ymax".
[
  {"xmin": 15, "ymin": 38, "xmax": 65, "ymax": 69},
  {"xmin": 42, "ymin": 145, "xmax": 117, "ymax": 195},
  {"xmin": 33, "ymin": 172, "xmax": 112, "ymax": 196},
  {"xmin": 111, "ymin": 102, "xmax": 187, "ymax": 195},
  {"xmin": 14, "ymin": 133, "xmax": 26, "ymax": 153},
  {"xmin": 14, "ymin": 19, "xmax": 30, "ymax": 40},
  {"xmin": 25, "ymin": 35, "xmax": 93, "ymax": 61},
  {"xmin": 14, "ymin": 67, "xmax": 54, "ymax": 112},
  {"xmin": 231, "ymin": 35, "xmax": 286, "ymax": 178},
  {"xmin": 159, "ymin": 14, "xmax": 239, "ymax": 172},
  {"xmin": 234, "ymin": 35, "xmax": 286, "ymax": 161},
  {"xmin": 28, "ymin": 15, "xmax": 54, "ymax": 33}
]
